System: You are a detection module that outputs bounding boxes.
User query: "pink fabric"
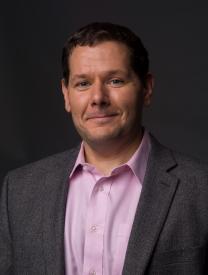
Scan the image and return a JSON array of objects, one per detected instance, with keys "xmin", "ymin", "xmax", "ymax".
[{"xmin": 64, "ymin": 131, "xmax": 151, "ymax": 275}]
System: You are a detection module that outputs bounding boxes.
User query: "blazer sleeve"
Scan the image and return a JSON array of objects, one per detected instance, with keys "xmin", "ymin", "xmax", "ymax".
[{"xmin": 0, "ymin": 174, "xmax": 13, "ymax": 274}]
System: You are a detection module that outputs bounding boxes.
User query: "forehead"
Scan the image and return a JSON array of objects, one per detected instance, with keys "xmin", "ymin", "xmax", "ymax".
[{"xmin": 68, "ymin": 41, "xmax": 131, "ymax": 75}]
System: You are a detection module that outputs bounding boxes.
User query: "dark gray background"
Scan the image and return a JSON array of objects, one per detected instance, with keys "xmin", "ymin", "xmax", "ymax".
[{"xmin": 1, "ymin": 1, "xmax": 208, "ymax": 182}]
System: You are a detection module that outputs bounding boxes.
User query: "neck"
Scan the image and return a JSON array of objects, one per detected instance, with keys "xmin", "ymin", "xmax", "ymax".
[{"xmin": 83, "ymin": 129, "xmax": 143, "ymax": 176}]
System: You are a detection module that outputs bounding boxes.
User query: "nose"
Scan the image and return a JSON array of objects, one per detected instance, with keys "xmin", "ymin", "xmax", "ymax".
[{"xmin": 90, "ymin": 81, "xmax": 110, "ymax": 107}]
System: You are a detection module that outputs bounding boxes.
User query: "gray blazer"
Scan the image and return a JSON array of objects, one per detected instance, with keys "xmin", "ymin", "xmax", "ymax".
[{"xmin": 0, "ymin": 135, "xmax": 208, "ymax": 275}]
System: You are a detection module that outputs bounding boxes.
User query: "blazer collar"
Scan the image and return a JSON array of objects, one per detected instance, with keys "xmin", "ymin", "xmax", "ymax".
[{"xmin": 122, "ymin": 134, "xmax": 179, "ymax": 275}]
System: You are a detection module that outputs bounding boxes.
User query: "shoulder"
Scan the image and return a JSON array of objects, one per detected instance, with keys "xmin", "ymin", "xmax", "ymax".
[
  {"xmin": 166, "ymin": 150, "xmax": 208, "ymax": 194},
  {"xmin": 171, "ymin": 150, "xmax": 208, "ymax": 177},
  {"xmin": 4, "ymin": 146, "xmax": 80, "ymax": 184},
  {"xmin": 149, "ymin": 133, "xmax": 208, "ymax": 179}
]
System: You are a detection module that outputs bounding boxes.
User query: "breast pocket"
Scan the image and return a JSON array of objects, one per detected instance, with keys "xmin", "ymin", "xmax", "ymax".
[{"xmin": 149, "ymin": 246, "xmax": 206, "ymax": 275}]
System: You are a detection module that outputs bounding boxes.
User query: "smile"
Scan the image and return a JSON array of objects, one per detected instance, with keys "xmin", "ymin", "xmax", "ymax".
[{"xmin": 86, "ymin": 113, "xmax": 118, "ymax": 123}]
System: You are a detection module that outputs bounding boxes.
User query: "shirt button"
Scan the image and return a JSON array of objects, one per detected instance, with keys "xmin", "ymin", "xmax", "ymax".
[
  {"xmin": 90, "ymin": 225, "xmax": 97, "ymax": 232},
  {"xmin": 89, "ymin": 269, "xmax": 96, "ymax": 275},
  {"xmin": 99, "ymin": 186, "xmax": 104, "ymax": 192}
]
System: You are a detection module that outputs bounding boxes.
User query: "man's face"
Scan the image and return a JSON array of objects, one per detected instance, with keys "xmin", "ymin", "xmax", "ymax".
[{"xmin": 62, "ymin": 41, "xmax": 153, "ymax": 146}]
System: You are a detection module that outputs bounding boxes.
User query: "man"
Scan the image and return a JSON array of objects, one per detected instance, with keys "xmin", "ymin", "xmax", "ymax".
[{"xmin": 0, "ymin": 22, "xmax": 208, "ymax": 275}]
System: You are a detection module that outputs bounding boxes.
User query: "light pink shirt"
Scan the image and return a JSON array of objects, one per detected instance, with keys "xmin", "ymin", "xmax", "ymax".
[{"xmin": 64, "ymin": 131, "xmax": 151, "ymax": 275}]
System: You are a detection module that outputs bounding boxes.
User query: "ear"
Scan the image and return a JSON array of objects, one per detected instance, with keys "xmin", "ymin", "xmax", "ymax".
[
  {"xmin": 61, "ymin": 79, "xmax": 71, "ymax": 113},
  {"xmin": 143, "ymin": 73, "xmax": 154, "ymax": 107}
]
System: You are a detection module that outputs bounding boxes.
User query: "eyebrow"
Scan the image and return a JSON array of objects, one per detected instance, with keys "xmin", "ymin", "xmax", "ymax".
[
  {"xmin": 70, "ymin": 70, "xmax": 129, "ymax": 83},
  {"xmin": 70, "ymin": 74, "xmax": 89, "ymax": 83}
]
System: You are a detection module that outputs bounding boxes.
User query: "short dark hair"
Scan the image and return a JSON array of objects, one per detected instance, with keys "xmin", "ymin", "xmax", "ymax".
[{"xmin": 62, "ymin": 22, "xmax": 149, "ymax": 85}]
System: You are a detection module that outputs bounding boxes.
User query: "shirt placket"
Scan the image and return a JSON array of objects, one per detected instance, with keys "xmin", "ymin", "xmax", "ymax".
[{"xmin": 83, "ymin": 174, "xmax": 111, "ymax": 275}]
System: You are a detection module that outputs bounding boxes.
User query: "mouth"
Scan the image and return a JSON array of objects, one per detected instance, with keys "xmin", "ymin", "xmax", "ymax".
[{"xmin": 86, "ymin": 113, "xmax": 118, "ymax": 123}]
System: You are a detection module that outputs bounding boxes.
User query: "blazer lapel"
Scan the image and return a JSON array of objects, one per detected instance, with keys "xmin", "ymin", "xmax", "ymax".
[
  {"xmin": 122, "ymin": 136, "xmax": 179, "ymax": 275},
  {"xmin": 42, "ymin": 148, "xmax": 79, "ymax": 275}
]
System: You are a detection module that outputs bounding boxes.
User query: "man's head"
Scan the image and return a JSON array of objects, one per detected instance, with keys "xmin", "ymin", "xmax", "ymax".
[
  {"xmin": 62, "ymin": 22, "xmax": 149, "ymax": 86},
  {"xmin": 61, "ymin": 22, "xmax": 153, "ymax": 149}
]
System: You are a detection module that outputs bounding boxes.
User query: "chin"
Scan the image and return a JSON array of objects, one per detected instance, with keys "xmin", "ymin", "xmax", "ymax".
[{"xmin": 82, "ymin": 129, "xmax": 125, "ymax": 146}]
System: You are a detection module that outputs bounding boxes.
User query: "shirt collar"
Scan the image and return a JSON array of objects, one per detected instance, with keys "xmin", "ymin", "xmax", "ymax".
[
  {"xmin": 70, "ymin": 130, "xmax": 151, "ymax": 184},
  {"xmin": 69, "ymin": 143, "xmax": 86, "ymax": 178},
  {"xmin": 126, "ymin": 130, "xmax": 151, "ymax": 184}
]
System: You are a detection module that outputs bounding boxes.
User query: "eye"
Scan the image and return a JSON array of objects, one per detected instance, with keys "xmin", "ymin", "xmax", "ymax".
[
  {"xmin": 76, "ymin": 80, "xmax": 91, "ymax": 90},
  {"xmin": 109, "ymin": 79, "xmax": 125, "ymax": 87}
]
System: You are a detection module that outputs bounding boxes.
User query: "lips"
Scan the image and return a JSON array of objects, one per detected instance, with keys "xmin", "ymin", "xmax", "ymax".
[{"xmin": 86, "ymin": 112, "xmax": 118, "ymax": 120}]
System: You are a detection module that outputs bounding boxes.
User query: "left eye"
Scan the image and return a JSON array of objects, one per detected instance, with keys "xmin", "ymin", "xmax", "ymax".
[{"xmin": 109, "ymin": 79, "xmax": 124, "ymax": 86}]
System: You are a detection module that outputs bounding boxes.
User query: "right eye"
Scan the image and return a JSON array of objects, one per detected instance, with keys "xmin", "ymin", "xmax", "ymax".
[{"xmin": 76, "ymin": 81, "xmax": 91, "ymax": 90}]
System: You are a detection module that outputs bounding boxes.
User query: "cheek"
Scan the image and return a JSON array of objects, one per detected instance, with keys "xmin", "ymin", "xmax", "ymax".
[
  {"xmin": 68, "ymin": 93, "xmax": 88, "ymax": 117},
  {"xmin": 113, "ymin": 90, "xmax": 141, "ymax": 113},
  {"xmin": 121, "ymin": 97, "xmax": 143, "ymax": 124}
]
